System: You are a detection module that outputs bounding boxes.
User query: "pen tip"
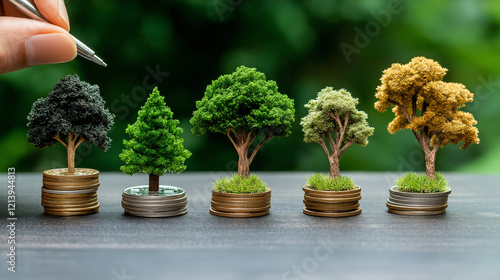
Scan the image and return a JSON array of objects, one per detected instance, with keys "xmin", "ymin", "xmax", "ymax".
[{"xmin": 93, "ymin": 55, "xmax": 107, "ymax": 67}]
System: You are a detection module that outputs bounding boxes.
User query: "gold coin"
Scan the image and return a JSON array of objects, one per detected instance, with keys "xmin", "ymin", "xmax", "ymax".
[
  {"xmin": 43, "ymin": 168, "xmax": 99, "ymax": 179},
  {"xmin": 387, "ymin": 208, "xmax": 447, "ymax": 216},
  {"xmin": 210, "ymin": 204, "xmax": 271, "ymax": 213},
  {"xmin": 41, "ymin": 187, "xmax": 98, "ymax": 195},
  {"xmin": 42, "ymin": 198, "xmax": 98, "ymax": 205},
  {"xmin": 210, "ymin": 199, "xmax": 270, "ymax": 208},
  {"xmin": 211, "ymin": 187, "xmax": 271, "ymax": 198},
  {"xmin": 43, "ymin": 203, "xmax": 100, "ymax": 212},
  {"xmin": 303, "ymin": 185, "xmax": 361, "ymax": 197},
  {"xmin": 303, "ymin": 207, "xmax": 362, "ymax": 217},
  {"xmin": 44, "ymin": 208, "xmax": 99, "ymax": 216},
  {"xmin": 209, "ymin": 208, "xmax": 269, "ymax": 218},
  {"xmin": 42, "ymin": 201, "xmax": 99, "ymax": 209},
  {"xmin": 42, "ymin": 196, "xmax": 97, "ymax": 204},
  {"xmin": 304, "ymin": 194, "xmax": 361, "ymax": 204},
  {"xmin": 304, "ymin": 201, "xmax": 360, "ymax": 212},
  {"xmin": 43, "ymin": 182, "xmax": 100, "ymax": 190}
]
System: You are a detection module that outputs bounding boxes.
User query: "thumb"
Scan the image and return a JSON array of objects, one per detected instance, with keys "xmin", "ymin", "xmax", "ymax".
[{"xmin": 0, "ymin": 17, "xmax": 76, "ymax": 74}]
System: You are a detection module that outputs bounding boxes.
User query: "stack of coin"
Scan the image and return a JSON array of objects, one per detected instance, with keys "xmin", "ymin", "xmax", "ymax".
[
  {"xmin": 303, "ymin": 186, "xmax": 362, "ymax": 217},
  {"xmin": 386, "ymin": 186, "xmax": 451, "ymax": 215},
  {"xmin": 122, "ymin": 186, "xmax": 187, "ymax": 218},
  {"xmin": 41, "ymin": 168, "xmax": 100, "ymax": 216},
  {"xmin": 210, "ymin": 188, "xmax": 271, "ymax": 218}
]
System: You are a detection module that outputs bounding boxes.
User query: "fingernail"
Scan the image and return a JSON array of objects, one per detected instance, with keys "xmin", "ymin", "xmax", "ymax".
[
  {"xmin": 59, "ymin": 0, "xmax": 70, "ymax": 30},
  {"xmin": 25, "ymin": 33, "xmax": 77, "ymax": 66}
]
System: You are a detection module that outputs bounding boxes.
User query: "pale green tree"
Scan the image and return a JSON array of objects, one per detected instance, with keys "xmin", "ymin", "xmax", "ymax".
[{"xmin": 301, "ymin": 87, "xmax": 374, "ymax": 178}]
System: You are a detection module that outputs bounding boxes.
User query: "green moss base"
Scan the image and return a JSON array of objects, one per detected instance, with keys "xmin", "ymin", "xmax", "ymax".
[
  {"xmin": 396, "ymin": 172, "xmax": 449, "ymax": 193},
  {"xmin": 306, "ymin": 173, "xmax": 356, "ymax": 191},
  {"xmin": 212, "ymin": 174, "xmax": 267, "ymax": 194}
]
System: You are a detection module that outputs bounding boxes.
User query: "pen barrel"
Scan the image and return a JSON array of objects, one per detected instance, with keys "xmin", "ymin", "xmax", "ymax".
[{"xmin": 6, "ymin": 0, "xmax": 48, "ymax": 22}]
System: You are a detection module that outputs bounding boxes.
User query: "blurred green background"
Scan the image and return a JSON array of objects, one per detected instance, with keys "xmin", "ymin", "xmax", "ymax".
[{"xmin": 1, "ymin": 0, "xmax": 499, "ymax": 174}]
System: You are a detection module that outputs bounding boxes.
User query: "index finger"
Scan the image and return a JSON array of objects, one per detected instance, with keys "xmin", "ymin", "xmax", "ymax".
[
  {"xmin": 34, "ymin": 0, "xmax": 70, "ymax": 31},
  {"xmin": 1, "ymin": 0, "xmax": 70, "ymax": 31}
]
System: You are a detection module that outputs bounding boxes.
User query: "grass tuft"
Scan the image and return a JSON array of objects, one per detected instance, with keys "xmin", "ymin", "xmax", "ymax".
[
  {"xmin": 396, "ymin": 172, "xmax": 449, "ymax": 193},
  {"xmin": 306, "ymin": 173, "xmax": 356, "ymax": 191},
  {"xmin": 213, "ymin": 174, "xmax": 267, "ymax": 194}
]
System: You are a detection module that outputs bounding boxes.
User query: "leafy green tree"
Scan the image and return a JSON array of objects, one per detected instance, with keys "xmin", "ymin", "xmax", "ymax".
[
  {"xmin": 120, "ymin": 87, "xmax": 191, "ymax": 191},
  {"xmin": 375, "ymin": 57, "xmax": 480, "ymax": 178},
  {"xmin": 190, "ymin": 66, "xmax": 295, "ymax": 177},
  {"xmin": 301, "ymin": 87, "xmax": 374, "ymax": 178},
  {"xmin": 27, "ymin": 75, "xmax": 114, "ymax": 175}
]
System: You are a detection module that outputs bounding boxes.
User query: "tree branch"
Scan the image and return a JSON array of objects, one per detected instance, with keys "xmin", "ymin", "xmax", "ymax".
[
  {"xmin": 316, "ymin": 138, "xmax": 330, "ymax": 157},
  {"xmin": 339, "ymin": 139, "xmax": 355, "ymax": 158},
  {"xmin": 412, "ymin": 130, "xmax": 424, "ymax": 147},
  {"xmin": 248, "ymin": 134, "xmax": 272, "ymax": 164},
  {"xmin": 388, "ymin": 100, "xmax": 402, "ymax": 107},
  {"xmin": 411, "ymin": 95, "xmax": 417, "ymax": 120},
  {"xmin": 339, "ymin": 111, "xmax": 350, "ymax": 147},
  {"xmin": 227, "ymin": 130, "xmax": 239, "ymax": 150},
  {"xmin": 432, "ymin": 137, "xmax": 444, "ymax": 153},
  {"xmin": 244, "ymin": 131, "xmax": 256, "ymax": 150},
  {"xmin": 328, "ymin": 111, "xmax": 343, "ymax": 130},
  {"xmin": 400, "ymin": 102, "xmax": 413, "ymax": 124},
  {"xmin": 326, "ymin": 131, "xmax": 336, "ymax": 154},
  {"xmin": 75, "ymin": 136, "xmax": 85, "ymax": 150},
  {"xmin": 53, "ymin": 132, "xmax": 68, "ymax": 148}
]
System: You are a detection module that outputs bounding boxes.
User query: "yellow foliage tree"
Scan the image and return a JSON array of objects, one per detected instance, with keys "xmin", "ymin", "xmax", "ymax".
[{"xmin": 375, "ymin": 57, "xmax": 479, "ymax": 178}]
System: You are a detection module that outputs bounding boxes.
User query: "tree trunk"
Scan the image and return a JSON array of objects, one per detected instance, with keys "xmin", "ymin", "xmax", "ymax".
[
  {"xmin": 424, "ymin": 148, "xmax": 437, "ymax": 179},
  {"xmin": 329, "ymin": 156, "xmax": 341, "ymax": 178},
  {"xmin": 67, "ymin": 137, "xmax": 76, "ymax": 175},
  {"xmin": 237, "ymin": 147, "xmax": 250, "ymax": 178},
  {"xmin": 149, "ymin": 174, "xmax": 159, "ymax": 192}
]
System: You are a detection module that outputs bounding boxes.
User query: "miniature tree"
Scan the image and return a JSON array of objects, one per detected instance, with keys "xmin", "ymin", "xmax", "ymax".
[
  {"xmin": 27, "ymin": 75, "xmax": 114, "ymax": 175},
  {"xmin": 301, "ymin": 87, "xmax": 374, "ymax": 178},
  {"xmin": 120, "ymin": 87, "xmax": 191, "ymax": 192},
  {"xmin": 375, "ymin": 57, "xmax": 480, "ymax": 178},
  {"xmin": 190, "ymin": 66, "xmax": 295, "ymax": 178}
]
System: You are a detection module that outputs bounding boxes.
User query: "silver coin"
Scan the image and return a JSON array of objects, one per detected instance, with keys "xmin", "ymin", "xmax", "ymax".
[
  {"xmin": 122, "ymin": 194, "xmax": 187, "ymax": 204},
  {"xmin": 121, "ymin": 200, "xmax": 187, "ymax": 210},
  {"xmin": 123, "ymin": 186, "xmax": 186, "ymax": 200},
  {"xmin": 124, "ymin": 207, "xmax": 188, "ymax": 218},
  {"xmin": 388, "ymin": 196, "xmax": 448, "ymax": 206},
  {"xmin": 389, "ymin": 186, "xmax": 451, "ymax": 198},
  {"xmin": 41, "ymin": 187, "xmax": 98, "ymax": 195}
]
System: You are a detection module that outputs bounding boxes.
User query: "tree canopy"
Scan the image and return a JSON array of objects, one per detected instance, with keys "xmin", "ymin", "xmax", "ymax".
[
  {"xmin": 301, "ymin": 87, "xmax": 373, "ymax": 178},
  {"xmin": 190, "ymin": 65, "xmax": 295, "ymax": 177},
  {"xmin": 375, "ymin": 57, "xmax": 479, "ymax": 178},
  {"xmin": 120, "ymin": 87, "xmax": 191, "ymax": 190},
  {"xmin": 27, "ymin": 74, "xmax": 114, "ymax": 175}
]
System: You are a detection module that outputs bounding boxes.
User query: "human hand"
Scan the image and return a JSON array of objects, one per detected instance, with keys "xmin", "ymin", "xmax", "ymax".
[{"xmin": 0, "ymin": 0, "xmax": 76, "ymax": 74}]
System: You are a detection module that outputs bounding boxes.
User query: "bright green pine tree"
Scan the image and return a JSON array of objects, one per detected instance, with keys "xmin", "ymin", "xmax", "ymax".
[{"xmin": 120, "ymin": 87, "xmax": 191, "ymax": 191}]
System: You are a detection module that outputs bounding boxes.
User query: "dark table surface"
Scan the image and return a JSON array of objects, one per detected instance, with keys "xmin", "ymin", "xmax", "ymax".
[{"xmin": 1, "ymin": 172, "xmax": 499, "ymax": 280}]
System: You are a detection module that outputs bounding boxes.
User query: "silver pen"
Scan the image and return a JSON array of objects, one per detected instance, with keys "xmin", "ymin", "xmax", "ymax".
[{"xmin": 7, "ymin": 0, "xmax": 107, "ymax": 67}]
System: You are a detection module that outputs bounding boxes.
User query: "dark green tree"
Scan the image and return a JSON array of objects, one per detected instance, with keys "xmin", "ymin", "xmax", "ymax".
[
  {"xmin": 190, "ymin": 66, "xmax": 295, "ymax": 177},
  {"xmin": 120, "ymin": 87, "xmax": 191, "ymax": 192},
  {"xmin": 27, "ymin": 75, "xmax": 114, "ymax": 175}
]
